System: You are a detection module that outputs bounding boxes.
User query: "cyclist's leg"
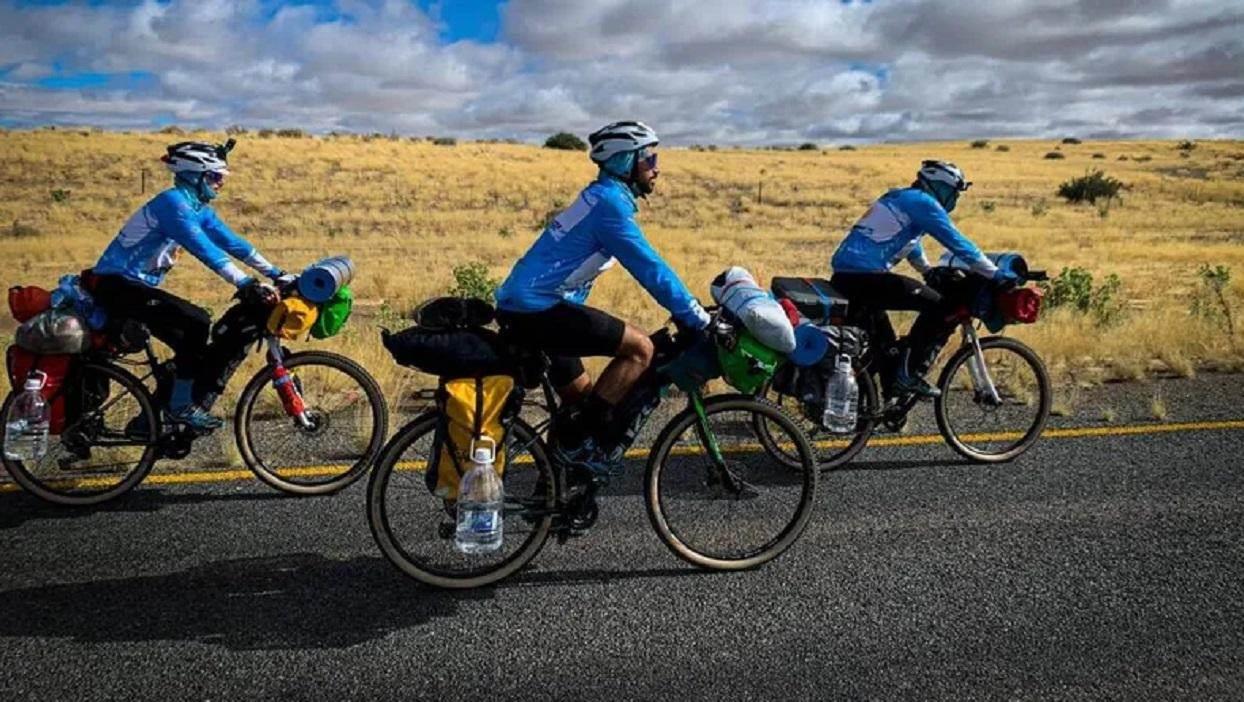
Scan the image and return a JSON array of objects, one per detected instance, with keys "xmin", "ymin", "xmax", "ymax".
[
  {"xmin": 92, "ymin": 275, "xmax": 217, "ymax": 426},
  {"xmin": 831, "ymin": 272, "xmax": 943, "ymax": 396}
]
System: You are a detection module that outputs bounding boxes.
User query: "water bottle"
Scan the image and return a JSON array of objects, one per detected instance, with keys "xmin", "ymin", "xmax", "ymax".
[
  {"xmin": 821, "ymin": 355, "xmax": 858, "ymax": 434},
  {"xmin": 455, "ymin": 440, "xmax": 504, "ymax": 554},
  {"xmin": 5, "ymin": 372, "xmax": 50, "ymax": 461}
]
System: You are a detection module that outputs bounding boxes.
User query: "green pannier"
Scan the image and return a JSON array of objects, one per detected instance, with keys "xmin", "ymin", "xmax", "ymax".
[{"xmin": 310, "ymin": 285, "xmax": 353, "ymax": 339}]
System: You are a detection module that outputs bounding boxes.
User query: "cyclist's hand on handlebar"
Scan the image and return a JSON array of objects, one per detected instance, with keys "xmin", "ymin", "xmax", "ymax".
[
  {"xmin": 991, "ymin": 268, "xmax": 1022, "ymax": 289},
  {"xmin": 239, "ymin": 279, "xmax": 280, "ymax": 307},
  {"xmin": 274, "ymin": 272, "xmax": 298, "ymax": 291}
]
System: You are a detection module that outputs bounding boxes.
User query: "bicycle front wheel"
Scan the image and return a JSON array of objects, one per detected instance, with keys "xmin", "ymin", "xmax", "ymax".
[
  {"xmin": 235, "ymin": 350, "xmax": 388, "ymax": 495},
  {"xmin": 367, "ymin": 414, "xmax": 555, "ymax": 589},
  {"xmin": 646, "ymin": 395, "xmax": 818, "ymax": 570},
  {"xmin": 934, "ymin": 336, "xmax": 1051, "ymax": 462},
  {"xmin": 1, "ymin": 362, "xmax": 159, "ymax": 506}
]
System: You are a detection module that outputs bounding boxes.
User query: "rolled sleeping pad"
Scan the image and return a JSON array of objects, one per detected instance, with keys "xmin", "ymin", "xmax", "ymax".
[
  {"xmin": 298, "ymin": 256, "xmax": 355, "ymax": 303},
  {"xmin": 709, "ymin": 266, "xmax": 797, "ymax": 354},
  {"xmin": 787, "ymin": 322, "xmax": 830, "ymax": 367}
]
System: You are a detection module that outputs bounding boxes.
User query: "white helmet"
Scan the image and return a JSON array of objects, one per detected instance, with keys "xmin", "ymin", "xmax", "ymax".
[
  {"xmin": 917, "ymin": 160, "xmax": 971, "ymax": 192},
  {"xmin": 163, "ymin": 140, "xmax": 233, "ymax": 176},
  {"xmin": 588, "ymin": 121, "xmax": 659, "ymax": 164}
]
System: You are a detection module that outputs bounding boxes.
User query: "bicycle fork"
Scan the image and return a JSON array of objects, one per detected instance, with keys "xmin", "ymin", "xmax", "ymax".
[
  {"xmin": 962, "ymin": 324, "xmax": 1002, "ymax": 405},
  {"xmin": 266, "ymin": 338, "xmax": 314, "ymax": 429},
  {"xmin": 690, "ymin": 394, "xmax": 755, "ymax": 499}
]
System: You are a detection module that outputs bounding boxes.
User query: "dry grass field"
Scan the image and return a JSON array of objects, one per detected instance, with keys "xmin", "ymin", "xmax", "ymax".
[{"xmin": 2, "ymin": 128, "xmax": 1242, "ymax": 413}]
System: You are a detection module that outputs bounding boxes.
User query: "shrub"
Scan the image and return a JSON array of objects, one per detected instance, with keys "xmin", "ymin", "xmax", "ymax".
[
  {"xmin": 1092, "ymin": 153, "xmax": 1106, "ymax": 159},
  {"xmin": 838, "ymin": 144, "xmax": 856, "ymax": 151},
  {"xmin": 1044, "ymin": 151, "xmax": 1065, "ymax": 160},
  {"xmin": 798, "ymin": 142, "xmax": 818, "ymax": 151},
  {"xmin": 979, "ymin": 200, "xmax": 997, "ymax": 213},
  {"xmin": 447, "ymin": 262, "xmax": 499, "ymax": 303},
  {"xmin": 1177, "ymin": 140, "xmax": 1196, "ymax": 152},
  {"xmin": 225, "ymin": 125, "xmax": 248, "ymax": 136},
  {"xmin": 1134, "ymin": 155, "xmax": 1152, "ymax": 163},
  {"xmin": 995, "ymin": 144, "xmax": 1010, "ymax": 152},
  {"xmin": 158, "ymin": 125, "xmax": 185, "ymax": 135},
  {"xmin": 1190, "ymin": 264, "xmax": 1236, "ymax": 342},
  {"xmin": 275, "ymin": 128, "xmax": 305, "ymax": 138},
  {"xmin": 1040, "ymin": 267, "xmax": 1126, "ymax": 325},
  {"xmin": 50, "ymin": 189, "xmax": 70, "ymax": 203},
  {"xmin": 970, "ymin": 139, "xmax": 989, "ymax": 149},
  {"xmin": 257, "ymin": 128, "xmax": 275, "ymax": 138},
  {"xmin": 1057, "ymin": 169, "xmax": 1124, "ymax": 205},
  {"xmin": 544, "ymin": 132, "xmax": 587, "ymax": 151},
  {"xmin": 1117, "ymin": 155, "xmax": 1129, "ymax": 161},
  {"xmin": 8, "ymin": 221, "xmax": 39, "ymax": 238},
  {"xmin": 498, "ymin": 225, "xmax": 514, "ymax": 239},
  {"xmin": 433, "ymin": 137, "xmax": 457, "ymax": 146},
  {"xmin": 1062, "ymin": 137, "xmax": 1082, "ymax": 145}
]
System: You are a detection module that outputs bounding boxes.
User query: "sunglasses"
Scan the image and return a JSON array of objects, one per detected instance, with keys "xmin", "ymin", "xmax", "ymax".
[
  {"xmin": 204, "ymin": 171, "xmax": 227, "ymax": 185},
  {"xmin": 638, "ymin": 149, "xmax": 658, "ymax": 171}
]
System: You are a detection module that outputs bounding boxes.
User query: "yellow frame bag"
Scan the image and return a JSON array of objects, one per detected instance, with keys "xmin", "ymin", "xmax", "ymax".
[
  {"xmin": 266, "ymin": 295, "xmax": 320, "ymax": 341},
  {"xmin": 430, "ymin": 375, "xmax": 515, "ymax": 500}
]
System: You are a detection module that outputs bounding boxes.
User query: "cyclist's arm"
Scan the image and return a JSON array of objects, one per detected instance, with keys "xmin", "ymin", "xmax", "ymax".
[
  {"xmin": 165, "ymin": 203, "xmax": 252, "ymax": 286},
  {"xmin": 202, "ymin": 210, "xmax": 283, "ymax": 279},
  {"xmin": 906, "ymin": 240, "xmax": 933, "ymax": 275},
  {"xmin": 910, "ymin": 196, "xmax": 998, "ymax": 277},
  {"xmin": 596, "ymin": 203, "xmax": 709, "ymax": 330}
]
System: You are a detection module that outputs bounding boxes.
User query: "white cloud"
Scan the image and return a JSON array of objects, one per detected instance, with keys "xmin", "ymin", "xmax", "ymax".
[{"xmin": 0, "ymin": 0, "xmax": 1240, "ymax": 141}]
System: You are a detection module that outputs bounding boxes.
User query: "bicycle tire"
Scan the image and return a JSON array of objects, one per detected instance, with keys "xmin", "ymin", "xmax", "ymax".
[
  {"xmin": 235, "ymin": 350, "xmax": 389, "ymax": 495},
  {"xmin": 754, "ymin": 366, "xmax": 879, "ymax": 472},
  {"xmin": 367, "ymin": 413, "xmax": 555, "ymax": 589},
  {"xmin": 934, "ymin": 336, "xmax": 1052, "ymax": 463},
  {"xmin": 2, "ymin": 362, "xmax": 160, "ymax": 506},
  {"xmin": 646, "ymin": 394, "xmax": 818, "ymax": 570}
]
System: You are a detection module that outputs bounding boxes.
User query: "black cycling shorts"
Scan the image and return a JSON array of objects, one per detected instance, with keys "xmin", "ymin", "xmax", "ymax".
[{"xmin": 497, "ymin": 303, "xmax": 626, "ymax": 387}]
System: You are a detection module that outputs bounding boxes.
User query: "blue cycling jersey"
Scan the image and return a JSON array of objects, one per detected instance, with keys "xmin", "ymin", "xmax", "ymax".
[
  {"xmin": 496, "ymin": 176, "xmax": 709, "ymax": 329},
  {"xmin": 831, "ymin": 187, "xmax": 998, "ymax": 278},
  {"xmin": 94, "ymin": 185, "xmax": 280, "ymax": 288}
]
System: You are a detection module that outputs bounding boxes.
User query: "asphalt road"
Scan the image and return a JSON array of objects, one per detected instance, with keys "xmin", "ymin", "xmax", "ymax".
[{"xmin": 2, "ymin": 408, "xmax": 1243, "ymax": 701}]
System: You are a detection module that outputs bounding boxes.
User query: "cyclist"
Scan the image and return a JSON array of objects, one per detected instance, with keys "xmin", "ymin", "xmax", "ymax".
[
  {"xmin": 91, "ymin": 139, "xmax": 290, "ymax": 430},
  {"xmin": 830, "ymin": 160, "xmax": 1020, "ymax": 399},
  {"xmin": 495, "ymin": 121, "xmax": 710, "ymax": 478}
]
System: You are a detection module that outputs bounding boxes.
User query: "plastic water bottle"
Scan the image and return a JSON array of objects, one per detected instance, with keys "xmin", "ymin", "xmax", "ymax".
[
  {"xmin": 455, "ymin": 441, "xmax": 504, "ymax": 554},
  {"xmin": 5, "ymin": 372, "xmax": 50, "ymax": 461},
  {"xmin": 822, "ymin": 355, "xmax": 858, "ymax": 434}
]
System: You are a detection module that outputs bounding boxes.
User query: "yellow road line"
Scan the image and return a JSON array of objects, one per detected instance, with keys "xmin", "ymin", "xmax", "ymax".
[{"xmin": 3, "ymin": 419, "xmax": 1243, "ymax": 493}]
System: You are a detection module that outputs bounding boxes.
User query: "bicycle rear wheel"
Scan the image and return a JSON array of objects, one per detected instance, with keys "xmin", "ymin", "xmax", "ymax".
[
  {"xmin": 934, "ymin": 336, "xmax": 1051, "ymax": 462},
  {"xmin": 1, "ymin": 362, "xmax": 159, "ymax": 506},
  {"xmin": 235, "ymin": 350, "xmax": 388, "ymax": 495},
  {"xmin": 753, "ymin": 366, "xmax": 879, "ymax": 471},
  {"xmin": 646, "ymin": 395, "xmax": 817, "ymax": 570},
  {"xmin": 367, "ymin": 414, "xmax": 554, "ymax": 589}
]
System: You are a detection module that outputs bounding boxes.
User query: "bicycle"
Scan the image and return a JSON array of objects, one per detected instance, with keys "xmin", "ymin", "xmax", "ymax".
[
  {"xmin": 755, "ymin": 266, "xmax": 1052, "ymax": 470},
  {"xmin": 1, "ymin": 295, "xmax": 389, "ymax": 506},
  {"xmin": 367, "ymin": 313, "xmax": 819, "ymax": 589}
]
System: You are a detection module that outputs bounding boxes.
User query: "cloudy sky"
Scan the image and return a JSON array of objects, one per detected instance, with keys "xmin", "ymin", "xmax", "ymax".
[{"xmin": 1, "ymin": 0, "xmax": 1241, "ymax": 143}]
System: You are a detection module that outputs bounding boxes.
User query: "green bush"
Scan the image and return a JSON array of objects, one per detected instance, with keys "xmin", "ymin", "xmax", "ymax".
[
  {"xmin": 798, "ymin": 142, "xmax": 818, "ymax": 151},
  {"xmin": 1044, "ymin": 151, "xmax": 1065, "ymax": 160},
  {"xmin": 1057, "ymin": 169, "xmax": 1124, "ymax": 205},
  {"xmin": 257, "ymin": 128, "xmax": 275, "ymax": 138},
  {"xmin": 979, "ymin": 200, "xmax": 997, "ymax": 213},
  {"xmin": 1040, "ymin": 267, "xmax": 1126, "ymax": 325},
  {"xmin": 1092, "ymin": 153, "xmax": 1106, "ymax": 159},
  {"xmin": 544, "ymin": 132, "xmax": 587, "ymax": 151},
  {"xmin": 50, "ymin": 189, "xmax": 71, "ymax": 203},
  {"xmin": 448, "ymin": 262, "xmax": 499, "ymax": 303},
  {"xmin": 276, "ymin": 128, "xmax": 306, "ymax": 138},
  {"xmin": 1062, "ymin": 137, "xmax": 1082, "ymax": 145},
  {"xmin": 433, "ymin": 137, "xmax": 457, "ymax": 146},
  {"xmin": 1190, "ymin": 264, "xmax": 1236, "ymax": 341},
  {"xmin": 1177, "ymin": 140, "xmax": 1196, "ymax": 152},
  {"xmin": 838, "ymin": 144, "xmax": 856, "ymax": 151},
  {"xmin": 970, "ymin": 139, "xmax": 989, "ymax": 149}
]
